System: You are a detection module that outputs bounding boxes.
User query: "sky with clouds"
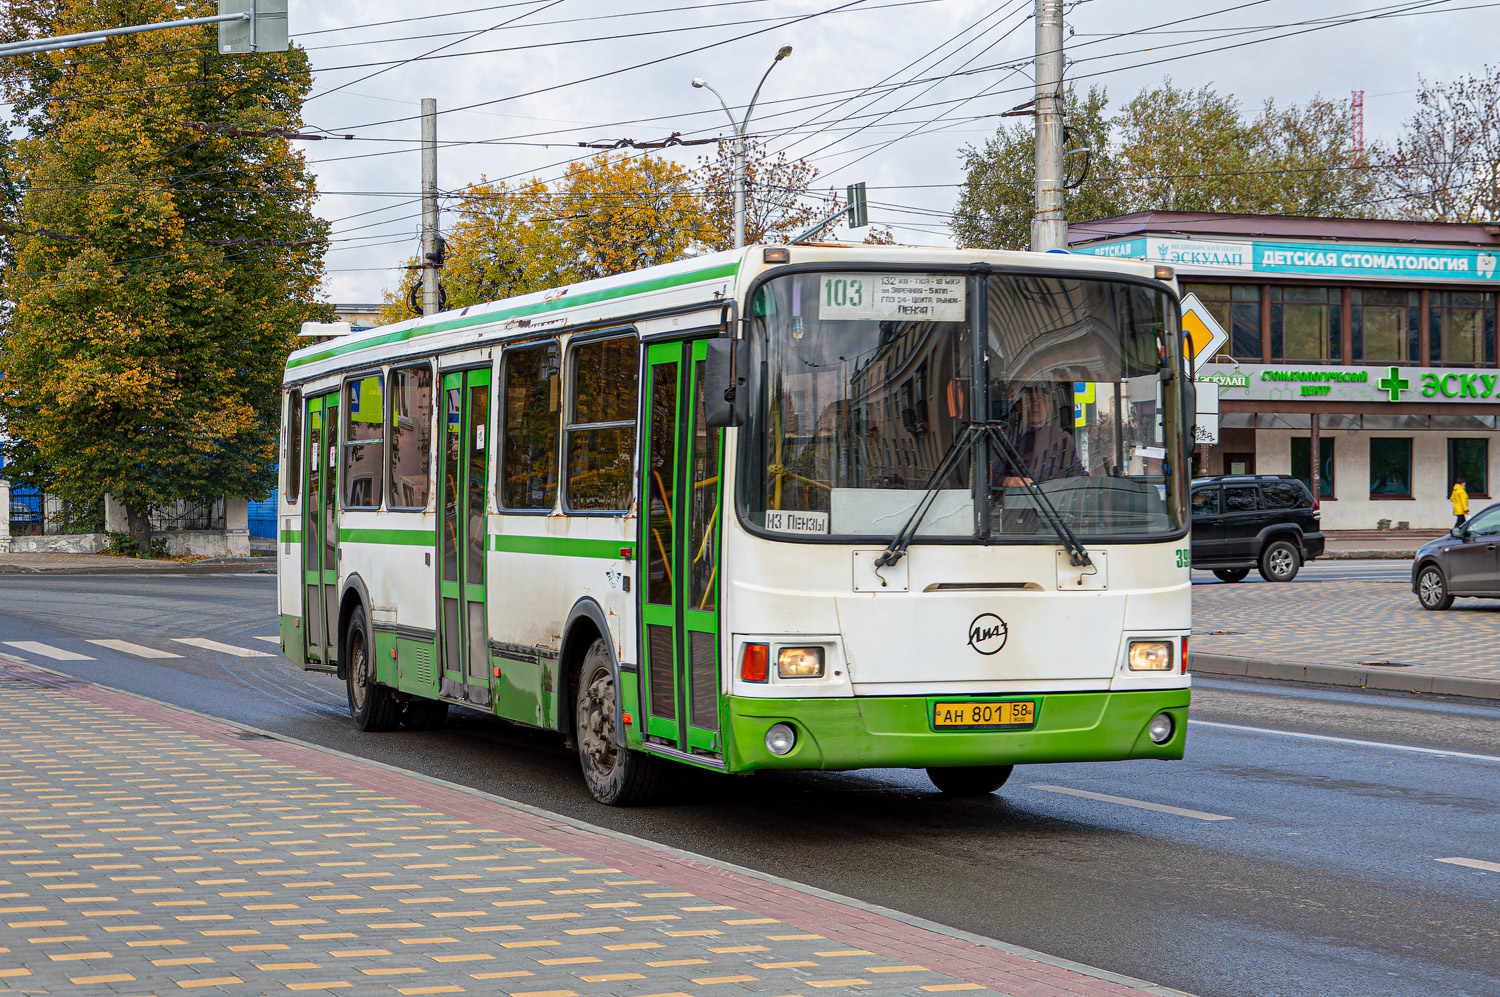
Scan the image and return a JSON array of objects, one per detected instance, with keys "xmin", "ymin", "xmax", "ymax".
[{"xmin": 287, "ymin": 0, "xmax": 1499, "ymax": 305}]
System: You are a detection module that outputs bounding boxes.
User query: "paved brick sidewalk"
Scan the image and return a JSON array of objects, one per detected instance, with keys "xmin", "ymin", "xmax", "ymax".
[
  {"xmin": 0, "ymin": 660, "xmax": 1185, "ymax": 997},
  {"xmin": 1193, "ymin": 578, "xmax": 1500, "ymax": 680}
]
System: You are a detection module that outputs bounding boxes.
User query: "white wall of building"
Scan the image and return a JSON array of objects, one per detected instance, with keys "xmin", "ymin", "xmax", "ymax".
[{"xmin": 1255, "ymin": 430, "xmax": 1494, "ymax": 530}]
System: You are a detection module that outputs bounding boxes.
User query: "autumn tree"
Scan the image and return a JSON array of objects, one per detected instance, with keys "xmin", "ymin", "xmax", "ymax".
[
  {"xmin": 1378, "ymin": 66, "xmax": 1500, "ymax": 222},
  {"xmin": 381, "ymin": 152, "xmax": 710, "ymax": 323},
  {"xmin": 0, "ymin": 0, "xmax": 331, "ymax": 552},
  {"xmin": 952, "ymin": 86, "xmax": 1122, "ymax": 250},
  {"xmin": 693, "ymin": 137, "xmax": 836, "ymax": 250}
]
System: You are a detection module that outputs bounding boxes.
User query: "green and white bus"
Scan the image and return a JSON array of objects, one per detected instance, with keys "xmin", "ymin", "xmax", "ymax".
[{"xmin": 276, "ymin": 245, "xmax": 1195, "ymax": 805}]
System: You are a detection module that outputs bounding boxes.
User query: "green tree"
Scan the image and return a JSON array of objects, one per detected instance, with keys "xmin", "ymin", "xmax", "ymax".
[
  {"xmin": 0, "ymin": 0, "xmax": 331, "ymax": 552},
  {"xmin": 1378, "ymin": 66, "xmax": 1500, "ymax": 222},
  {"xmin": 1111, "ymin": 81, "xmax": 1261, "ymax": 213},
  {"xmin": 951, "ymin": 86, "xmax": 1121, "ymax": 250},
  {"xmin": 1247, "ymin": 95, "xmax": 1381, "ymax": 216}
]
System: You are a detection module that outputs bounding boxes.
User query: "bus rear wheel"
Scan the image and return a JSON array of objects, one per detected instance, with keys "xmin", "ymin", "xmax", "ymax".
[
  {"xmin": 926, "ymin": 764, "xmax": 1014, "ymax": 796},
  {"xmin": 402, "ymin": 700, "xmax": 448, "ymax": 730},
  {"xmin": 346, "ymin": 605, "xmax": 400, "ymax": 732},
  {"xmin": 575, "ymin": 639, "xmax": 666, "ymax": 806}
]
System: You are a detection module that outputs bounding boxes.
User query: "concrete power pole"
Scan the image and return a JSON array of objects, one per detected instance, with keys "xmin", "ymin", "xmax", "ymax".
[
  {"xmin": 421, "ymin": 98, "xmax": 440, "ymax": 317},
  {"xmin": 1030, "ymin": 0, "xmax": 1067, "ymax": 252}
]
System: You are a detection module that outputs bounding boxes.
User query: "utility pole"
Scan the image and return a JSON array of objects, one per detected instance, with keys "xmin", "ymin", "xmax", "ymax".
[
  {"xmin": 692, "ymin": 45, "xmax": 792, "ymax": 251},
  {"xmin": 1030, "ymin": 0, "xmax": 1067, "ymax": 252},
  {"xmin": 421, "ymin": 98, "xmax": 440, "ymax": 317}
]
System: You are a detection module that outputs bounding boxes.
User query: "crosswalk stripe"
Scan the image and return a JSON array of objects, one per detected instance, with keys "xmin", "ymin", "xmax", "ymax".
[
  {"xmin": 86, "ymin": 639, "xmax": 183, "ymax": 660},
  {"xmin": 171, "ymin": 637, "xmax": 273, "ymax": 658},
  {"xmin": 251, "ymin": 636, "xmax": 282, "ymax": 644},
  {"xmin": 2, "ymin": 640, "xmax": 95, "ymax": 662}
]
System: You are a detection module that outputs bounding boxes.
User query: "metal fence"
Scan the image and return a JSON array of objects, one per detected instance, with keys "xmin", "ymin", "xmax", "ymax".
[
  {"xmin": 149, "ymin": 498, "xmax": 226, "ymax": 532},
  {"xmin": 7, "ymin": 486, "xmax": 43, "ymax": 536}
]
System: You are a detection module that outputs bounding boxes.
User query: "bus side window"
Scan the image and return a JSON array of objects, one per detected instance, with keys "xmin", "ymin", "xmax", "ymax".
[
  {"xmin": 286, "ymin": 389, "xmax": 302, "ymax": 504},
  {"xmin": 499, "ymin": 342, "xmax": 561, "ymax": 511},
  {"xmin": 565, "ymin": 334, "xmax": 638, "ymax": 513},
  {"xmin": 344, "ymin": 372, "xmax": 386, "ymax": 510},
  {"xmin": 389, "ymin": 364, "xmax": 434, "ymax": 510}
]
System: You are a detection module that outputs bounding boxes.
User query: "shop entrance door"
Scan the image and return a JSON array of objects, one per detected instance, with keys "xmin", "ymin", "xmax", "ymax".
[
  {"xmin": 436, "ymin": 368, "xmax": 492, "ymax": 705},
  {"xmin": 301, "ymin": 392, "xmax": 339, "ymax": 669},
  {"xmin": 639, "ymin": 340, "xmax": 724, "ymax": 760}
]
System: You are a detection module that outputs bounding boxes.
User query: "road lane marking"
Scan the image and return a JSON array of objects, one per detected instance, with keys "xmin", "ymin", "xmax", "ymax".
[
  {"xmin": 2, "ymin": 641, "xmax": 94, "ymax": 661},
  {"xmin": 251, "ymin": 636, "xmax": 281, "ymax": 644},
  {"xmin": 171, "ymin": 638, "xmax": 272, "ymax": 658},
  {"xmin": 86, "ymin": 640, "xmax": 182, "ymax": 659},
  {"xmin": 1437, "ymin": 857, "xmax": 1500, "ymax": 873},
  {"xmin": 1028, "ymin": 785, "xmax": 1233, "ymax": 821},
  {"xmin": 1190, "ymin": 720, "xmax": 1500, "ymax": 764}
]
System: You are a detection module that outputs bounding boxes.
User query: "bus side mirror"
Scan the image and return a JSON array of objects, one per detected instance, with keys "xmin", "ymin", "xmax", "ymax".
[{"xmin": 705, "ymin": 338, "xmax": 748, "ymax": 429}]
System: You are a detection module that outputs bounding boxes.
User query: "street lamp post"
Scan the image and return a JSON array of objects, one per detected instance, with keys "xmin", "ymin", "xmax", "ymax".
[{"xmin": 693, "ymin": 45, "xmax": 792, "ymax": 250}]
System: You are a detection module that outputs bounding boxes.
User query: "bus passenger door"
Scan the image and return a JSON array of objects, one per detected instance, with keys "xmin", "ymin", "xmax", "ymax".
[
  {"xmin": 437, "ymin": 367, "xmax": 492, "ymax": 706},
  {"xmin": 301, "ymin": 392, "xmax": 339, "ymax": 670},
  {"xmin": 639, "ymin": 340, "xmax": 724, "ymax": 760}
]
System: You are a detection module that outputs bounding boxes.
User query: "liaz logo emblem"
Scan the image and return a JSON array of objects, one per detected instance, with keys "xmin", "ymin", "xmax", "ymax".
[{"xmin": 967, "ymin": 613, "xmax": 1008, "ymax": 655}]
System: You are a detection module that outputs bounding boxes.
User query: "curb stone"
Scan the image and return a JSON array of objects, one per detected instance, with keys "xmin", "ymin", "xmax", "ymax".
[
  {"xmin": 1192, "ymin": 652, "xmax": 1500, "ymax": 701},
  {"xmin": 0, "ymin": 557, "xmax": 275, "ymax": 576}
]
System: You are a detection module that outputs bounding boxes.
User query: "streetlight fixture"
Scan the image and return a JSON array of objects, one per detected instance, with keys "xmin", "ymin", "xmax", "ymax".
[{"xmin": 692, "ymin": 44, "xmax": 793, "ymax": 251}]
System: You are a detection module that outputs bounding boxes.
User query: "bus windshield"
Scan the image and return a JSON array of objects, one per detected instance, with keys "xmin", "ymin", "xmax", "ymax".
[{"xmin": 743, "ymin": 269, "xmax": 1187, "ymax": 541}]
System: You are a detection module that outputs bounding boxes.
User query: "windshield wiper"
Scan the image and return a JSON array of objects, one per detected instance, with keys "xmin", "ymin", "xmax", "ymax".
[
  {"xmin": 873, "ymin": 423, "xmax": 1093, "ymax": 571},
  {"xmin": 874, "ymin": 423, "xmax": 981, "ymax": 570},
  {"xmin": 987, "ymin": 424, "xmax": 1093, "ymax": 569}
]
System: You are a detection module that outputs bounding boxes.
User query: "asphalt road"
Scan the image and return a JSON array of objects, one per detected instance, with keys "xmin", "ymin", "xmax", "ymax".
[{"xmin": 2, "ymin": 573, "xmax": 1498, "ymax": 997}]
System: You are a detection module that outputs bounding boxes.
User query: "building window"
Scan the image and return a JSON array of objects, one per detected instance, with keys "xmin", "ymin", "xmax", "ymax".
[
  {"xmin": 1449, "ymin": 438, "xmax": 1489, "ymax": 498},
  {"xmin": 1182, "ymin": 283, "xmax": 1261, "ymax": 360},
  {"xmin": 387, "ymin": 365, "xmax": 433, "ymax": 510},
  {"xmin": 1369, "ymin": 438, "xmax": 1413, "ymax": 498},
  {"xmin": 343, "ymin": 373, "xmax": 385, "ymax": 509},
  {"xmin": 1290, "ymin": 437, "xmax": 1335, "ymax": 498},
  {"xmin": 565, "ymin": 335, "xmax": 638, "ymax": 512},
  {"xmin": 1430, "ymin": 291, "xmax": 1496, "ymax": 366},
  {"xmin": 499, "ymin": 341, "xmax": 561, "ymax": 510},
  {"xmin": 1271, "ymin": 287, "xmax": 1341, "ymax": 361},
  {"xmin": 285, "ymin": 389, "xmax": 302, "ymax": 504},
  {"xmin": 1351, "ymin": 289, "xmax": 1419, "ymax": 364}
]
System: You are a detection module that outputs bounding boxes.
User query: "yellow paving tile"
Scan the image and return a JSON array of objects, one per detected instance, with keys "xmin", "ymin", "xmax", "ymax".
[
  {"xmin": 397, "ymin": 988, "xmax": 465, "ymax": 995},
  {"xmin": 648, "ymin": 959, "xmax": 711, "ymax": 967},
  {"xmin": 284, "ymin": 983, "xmax": 352, "ymax": 991},
  {"xmin": 691, "ymin": 975, "xmax": 759, "ymax": 985},
  {"xmin": 920, "ymin": 985, "xmax": 987, "ymax": 992},
  {"xmin": 70, "ymin": 973, "xmax": 136, "ymax": 984},
  {"xmin": 868, "ymin": 964, "xmax": 928, "ymax": 973},
  {"xmin": 509, "ymin": 991, "xmax": 576, "ymax": 997},
  {"xmin": 362, "ymin": 967, "xmax": 426, "ymax": 975},
  {"xmin": 710, "ymin": 945, "xmax": 768, "ymax": 953},
  {"xmin": 151, "ymin": 957, "xmax": 214, "ymax": 966},
  {"xmin": 578, "ymin": 973, "xmax": 646, "ymax": 983},
  {"xmin": 258, "ymin": 962, "xmax": 322, "ymax": 970},
  {"xmin": 808, "ymin": 980, "xmax": 873, "ymax": 989},
  {"xmin": 468, "ymin": 970, "xmax": 534, "ymax": 979},
  {"xmin": 816, "ymin": 949, "xmax": 875, "ymax": 957},
  {"xmin": 432, "ymin": 953, "xmax": 494, "ymax": 963},
  {"xmin": 758, "ymin": 959, "xmax": 821, "ymax": 968},
  {"xmin": 179, "ymin": 977, "xmax": 246, "ymax": 989},
  {"xmin": 536, "ymin": 956, "xmax": 601, "ymax": 965}
]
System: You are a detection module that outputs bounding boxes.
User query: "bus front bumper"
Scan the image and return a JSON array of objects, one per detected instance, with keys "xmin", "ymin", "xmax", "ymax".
[{"xmin": 722, "ymin": 688, "xmax": 1190, "ymax": 772}]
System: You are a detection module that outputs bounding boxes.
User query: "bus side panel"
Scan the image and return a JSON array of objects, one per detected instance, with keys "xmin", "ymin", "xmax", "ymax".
[
  {"xmin": 488, "ymin": 513, "xmax": 636, "ymax": 732},
  {"xmin": 277, "ymin": 433, "xmax": 305, "ymax": 666}
]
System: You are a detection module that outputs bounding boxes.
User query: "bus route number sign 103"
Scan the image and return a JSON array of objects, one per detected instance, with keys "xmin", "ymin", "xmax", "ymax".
[{"xmin": 820, "ymin": 274, "xmax": 966, "ymax": 323}]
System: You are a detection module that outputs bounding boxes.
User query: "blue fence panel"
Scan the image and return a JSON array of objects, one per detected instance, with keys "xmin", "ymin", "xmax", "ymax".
[
  {"xmin": 8, "ymin": 486, "xmax": 44, "ymax": 536},
  {"xmin": 247, "ymin": 491, "xmax": 278, "ymax": 540}
]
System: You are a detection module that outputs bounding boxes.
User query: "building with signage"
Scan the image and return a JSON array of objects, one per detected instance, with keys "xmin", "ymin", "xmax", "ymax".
[{"xmin": 1071, "ymin": 212, "xmax": 1500, "ymax": 530}]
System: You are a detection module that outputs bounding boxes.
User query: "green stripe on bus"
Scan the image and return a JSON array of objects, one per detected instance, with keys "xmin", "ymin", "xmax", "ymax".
[
  {"xmin": 491, "ymin": 535, "xmax": 635, "ymax": 559},
  {"xmin": 339, "ymin": 528, "xmax": 436, "ymax": 546},
  {"xmin": 280, "ymin": 529, "xmax": 301, "ymax": 544},
  {"xmin": 287, "ymin": 261, "xmax": 739, "ymax": 369}
]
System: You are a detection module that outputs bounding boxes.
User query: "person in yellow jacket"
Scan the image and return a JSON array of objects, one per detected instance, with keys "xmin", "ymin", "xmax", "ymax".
[{"xmin": 1451, "ymin": 478, "xmax": 1469, "ymax": 528}]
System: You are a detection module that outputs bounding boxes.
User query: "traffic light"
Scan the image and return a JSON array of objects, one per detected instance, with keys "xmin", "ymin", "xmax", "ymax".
[{"xmin": 217, "ymin": 0, "xmax": 288, "ymax": 54}]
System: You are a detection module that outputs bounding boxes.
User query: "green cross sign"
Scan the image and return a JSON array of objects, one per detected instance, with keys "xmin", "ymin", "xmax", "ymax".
[{"xmin": 1376, "ymin": 366, "xmax": 1409, "ymax": 402}]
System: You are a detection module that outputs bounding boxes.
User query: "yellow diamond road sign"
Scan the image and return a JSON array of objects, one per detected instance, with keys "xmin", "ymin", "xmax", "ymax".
[{"xmin": 1180, "ymin": 292, "xmax": 1230, "ymax": 367}]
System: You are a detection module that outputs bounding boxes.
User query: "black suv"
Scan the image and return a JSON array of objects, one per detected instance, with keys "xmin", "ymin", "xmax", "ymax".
[{"xmin": 1190, "ymin": 474, "xmax": 1325, "ymax": 582}]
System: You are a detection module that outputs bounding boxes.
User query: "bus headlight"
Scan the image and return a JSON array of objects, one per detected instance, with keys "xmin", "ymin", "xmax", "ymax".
[
  {"xmin": 1128, "ymin": 641, "xmax": 1173, "ymax": 671},
  {"xmin": 776, "ymin": 647, "xmax": 825, "ymax": 679},
  {"xmin": 765, "ymin": 723, "xmax": 797, "ymax": 755}
]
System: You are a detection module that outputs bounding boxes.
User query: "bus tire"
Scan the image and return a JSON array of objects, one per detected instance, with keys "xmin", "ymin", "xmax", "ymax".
[
  {"xmin": 403, "ymin": 700, "xmax": 448, "ymax": 730},
  {"xmin": 576, "ymin": 638, "xmax": 665, "ymax": 806},
  {"xmin": 345, "ymin": 605, "xmax": 400, "ymax": 732},
  {"xmin": 926, "ymin": 764, "xmax": 1014, "ymax": 796}
]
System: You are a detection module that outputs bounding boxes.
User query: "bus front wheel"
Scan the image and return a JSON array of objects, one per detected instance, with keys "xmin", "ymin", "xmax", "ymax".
[
  {"xmin": 575, "ymin": 638, "xmax": 665, "ymax": 806},
  {"xmin": 345, "ymin": 605, "xmax": 401, "ymax": 732},
  {"xmin": 926, "ymin": 765, "xmax": 1014, "ymax": 796}
]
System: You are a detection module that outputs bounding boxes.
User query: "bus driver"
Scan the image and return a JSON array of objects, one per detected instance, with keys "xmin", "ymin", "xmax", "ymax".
[{"xmin": 993, "ymin": 382, "xmax": 1084, "ymax": 487}]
